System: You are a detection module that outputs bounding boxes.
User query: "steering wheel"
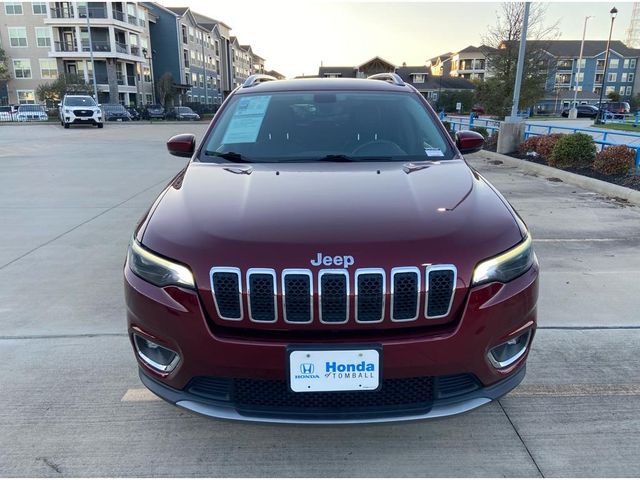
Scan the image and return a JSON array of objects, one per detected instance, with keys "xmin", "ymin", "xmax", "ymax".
[{"xmin": 351, "ymin": 140, "xmax": 406, "ymax": 156}]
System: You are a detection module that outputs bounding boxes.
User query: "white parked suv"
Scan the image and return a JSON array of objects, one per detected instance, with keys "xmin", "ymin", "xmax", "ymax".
[{"xmin": 59, "ymin": 95, "xmax": 103, "ymax": 128}]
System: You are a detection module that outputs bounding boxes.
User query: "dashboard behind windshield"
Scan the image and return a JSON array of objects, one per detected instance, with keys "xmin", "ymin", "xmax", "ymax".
[{"xmin": 201, "ymin": 91, "xmax": 453, "ymax": 163}]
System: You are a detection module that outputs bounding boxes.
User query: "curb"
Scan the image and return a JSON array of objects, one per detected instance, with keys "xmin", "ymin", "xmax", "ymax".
[{"xmin": 470, "ymin": 150, "xmax": 640, "ymax": 206}]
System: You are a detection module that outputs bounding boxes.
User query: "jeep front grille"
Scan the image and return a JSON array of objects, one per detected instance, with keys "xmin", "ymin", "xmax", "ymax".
[{"xmin": 209, "ymin": 265, "xmax": 457, "ymax": 325}]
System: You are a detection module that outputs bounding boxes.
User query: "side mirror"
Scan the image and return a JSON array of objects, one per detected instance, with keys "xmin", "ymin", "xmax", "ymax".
[
  {"xmin": 455, "ymin": 130, "xmax": 484, "ymax": 155},
  {"xmin": 167, "ymin": 133, "xmax": 196, "ymax": 158}
]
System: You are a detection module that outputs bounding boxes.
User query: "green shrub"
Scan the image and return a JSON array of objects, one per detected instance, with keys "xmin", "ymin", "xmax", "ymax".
[
  {"xmin": 593, "ymin": 145, "xmax": 635, "ymax": 175},
  {"xmin": 536, "ymin": 133, "xmax": 566, "ymax": 160},
  {"xmin": 550, "ymin": 133, "xmax": 596, "ymax": 168},
  {"xmin": 470, "ymin": 126, "xmax": 489, "ymax": 139},
  {"xmin": 518, "ymin": 136, "xmax": 540, "ymax": 155}
]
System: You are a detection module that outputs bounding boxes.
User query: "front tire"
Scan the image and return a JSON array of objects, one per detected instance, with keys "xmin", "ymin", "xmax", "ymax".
[
  {"xmin": 97, "ymin": 123, "xmax": 104, "ymax": 129},
  {"xmin": 63, "ymin": 122, "xmax": 70, "ymax": 129}
]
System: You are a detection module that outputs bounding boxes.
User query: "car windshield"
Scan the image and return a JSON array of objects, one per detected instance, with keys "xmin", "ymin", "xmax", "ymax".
[
  {"xmin": 65, "ymin": 97, "xmax": 96, "ymax": 107},
  {"xmin": 104, "ymin": 104, "xmax": 126, "ymax": 112},
  {"xmin": 201, "ymin": 91, "xmax": 454, "ymax": 163},
  {"xmin": 149, "ymin": 104, "xmax": 163, "ymax": 110},
  {"xmin": 176, "ymin": 107, "xmax": 193, "ymax": 113}
]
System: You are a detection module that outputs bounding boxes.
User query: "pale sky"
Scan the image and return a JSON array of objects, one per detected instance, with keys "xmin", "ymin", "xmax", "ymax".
[{"xmin": 159, "ymin": 0, "xmax": 638, "ymax": 78}]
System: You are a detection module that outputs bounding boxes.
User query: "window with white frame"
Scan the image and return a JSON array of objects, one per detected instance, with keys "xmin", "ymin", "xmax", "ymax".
[
  {"xmin": 143, "ymin": 66, "xmax": 151, "ymax": 82},
  {"xmin": 35, "ymin": 27, "xmax": 51, "ymax": 47},
  {"xmin": 631, "ymin": 59, "xmax": 637, "ymax": 69},
  {"xmin": 626, "ymin": 86, "xmax": 632, "ymax": 96},
  {"xmin": 412, "ymin": 74, "xmax": 425, "ymax": 83},
  {"xmin": 145, "ymin": 94, "xmax": 152, "ymax": 104},
  {"xmin": 8, "ymin": 27, "xmax": 28, "ymax": 47},
  {"xmin": 609, "ymin": 58, "xmax": 619, "ymax": 69},
  {"xmin": 620, "ymin": 86, "xmax": 626, "ymax": 95},
  {"xmin": 622, "ymin": 72, "xmax": 628, "ymax": 82},
  {"xmin": 191, "ymin": 72, "xmax": 197, "ymax": 85},
  {"xmin": 629, "ymin": 73, "xmax": 635, "ymax": 82},
  {"xmin": 575, "ymin": 72, "xmax": 584, "ymax": 82},
  {"xmin": 200, "ymin": 95, "xmax": 205, "ymax": 103},
  {"xmin": 39, "ymin": 59, "xmax": 57, "ymax": 79},
  {"xmin": 13, "ymin": 59, "xmax": 32, "ymax": 79},
  {"xmin": 5, "ymin": 2, "xmax": 23, "ymax": 15},
  {"xmin": 17, "ymin": 90, "xmax": 35, "ymax": 104},
  {"xmin": 605, "ymin": 85, "xmax": 615, "ymax": 94},
  {"xmin": 577, "ymin": 58, "xmax": 586, "ymax": 69},
  {"xmin": 624, "ymin": 59, "xmax": 630, "ymax": 69},
  {"xmin": 608, "ymin": 72, "xmax": 617, "ymax": 82},
  {"xmin": 199, "ymin": 74, "xmax": 204, "ymax": 88},
  {"xmin": 32, "ymin": 2, "xmax": 46, "ymax": 14}
]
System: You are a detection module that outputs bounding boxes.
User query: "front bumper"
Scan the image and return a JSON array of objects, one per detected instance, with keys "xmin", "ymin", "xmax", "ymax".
[
  {"xmin": 125, "ymin": 261, "xmax": 538, "ymax": 423},
  {"xmin": 140, "ymin": 365, "xmax": 526, "ymax": 424}
]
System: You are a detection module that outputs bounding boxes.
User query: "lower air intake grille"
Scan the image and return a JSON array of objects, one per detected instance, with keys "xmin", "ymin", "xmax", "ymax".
[
  {"xmin": 211, "ymin": 270, "xmax": 242, "ymax": 320},
  {"xmin": 320, "ymin": 273, "xmax": 348, "ymax": 323},
  {"xmin": 233, "ymin": 376, "xmax": 434, "ymax": 410},
  {"xmin": 248, "ymin": 272, "xmax": 276, "ymax": 322},
  {"xmin": 427, "ymin": 267, "xmax": 456, "ymax": 318}
]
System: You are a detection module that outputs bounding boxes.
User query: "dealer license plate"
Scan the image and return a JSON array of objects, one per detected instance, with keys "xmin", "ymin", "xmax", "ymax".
[{"xmin": 289, "ymin": 348, "xmax": 380, "ymax": 393}]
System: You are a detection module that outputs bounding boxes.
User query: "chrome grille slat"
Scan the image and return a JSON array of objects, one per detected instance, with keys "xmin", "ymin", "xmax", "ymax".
[
  {"xmin": 247, "ymin": 268, "xmax": 277, "ymax": 323},
  {"xmin": 425, "ymin": 265, "xmax": 457, "ymax": 319},
  {"xmin": 319, "ymin": 269, "xmax": 349, "ymax": 324}
]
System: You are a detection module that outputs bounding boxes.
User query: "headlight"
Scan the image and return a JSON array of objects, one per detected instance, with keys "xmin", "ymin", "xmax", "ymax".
[
  {"xmin": 64, "ymin": 109, "xmax": 71, "ymax": 114},
  {"xmin": 127, "ymin": 239, "xmax": 195, "ymax": 288},
  {"xmin": 472, "ymin": 235, "xmax": 534, "ymax": 286}
]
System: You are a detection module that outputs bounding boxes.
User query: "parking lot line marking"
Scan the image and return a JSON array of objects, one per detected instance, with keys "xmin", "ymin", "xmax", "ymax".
[
  {"xmin": 121, "ymin": 388, "xmax": 161, "ymax": 402},
  {"xmin": 509, "ymin": 384, "xmax": 640, "ymax": 397}
]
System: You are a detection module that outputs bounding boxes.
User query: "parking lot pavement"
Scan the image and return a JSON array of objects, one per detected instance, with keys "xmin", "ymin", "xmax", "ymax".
[{"xmin": 1, "ymin": 124, "xmax": 639, "ymax": 476}]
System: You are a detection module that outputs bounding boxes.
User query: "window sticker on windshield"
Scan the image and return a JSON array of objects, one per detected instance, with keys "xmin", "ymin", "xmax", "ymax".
[
  {"xmin": 222, "ymin": 96, "xmax": 271, "ymax": 144},
  {"xmin": 425, "ymin": 148, "xmax": 444, "ymax": 157}
]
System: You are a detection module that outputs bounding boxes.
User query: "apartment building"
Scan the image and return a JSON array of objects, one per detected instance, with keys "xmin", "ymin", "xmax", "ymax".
[
  {"xmin": 0, "ymin": 1, "xmax": 54, "ymax": 104},
  {"xmin": 427, "ymin": 46, "xmax": 494, "ymax": 81},
  {"xmin": 0, "ymin": 1, "xmax": 155, "ymax": 105}
]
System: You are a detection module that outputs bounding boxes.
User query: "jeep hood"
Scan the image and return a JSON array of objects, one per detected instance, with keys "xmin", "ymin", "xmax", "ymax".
[{"xmin": 141, "ymin": 160, "xmax": 523, "ymax": 289}]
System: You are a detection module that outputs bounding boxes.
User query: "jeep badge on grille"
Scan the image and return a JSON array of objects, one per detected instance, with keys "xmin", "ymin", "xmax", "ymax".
[{"xmin": 310, "ymin": 253, "xmax": 355, "ymax": 268}]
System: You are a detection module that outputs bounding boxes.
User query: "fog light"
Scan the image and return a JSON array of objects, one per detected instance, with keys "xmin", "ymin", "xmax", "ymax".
[
  {"xmin": 488, "ymin": 330, "xmax": 531, "ymax": 369},
  {"xmin": 133, "ymin": 334, "xmax": 180, "ymax": 372}
]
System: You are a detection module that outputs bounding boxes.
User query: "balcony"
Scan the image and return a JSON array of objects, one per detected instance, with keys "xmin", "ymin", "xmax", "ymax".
[
  {"xmin": 54, "ymin": 40, "xmax": 77, "ymax": 52},
  {"xmin": 81, "ymin": 40, "xmax": 111, "ymax": 52},
  {"xmin": 50, "ymin": 6, "xmax": 74, "ymax": 19},
  {"xmin": 116, "ymin": 73, "xmax": 137, "ymax": 86},
  {"xmin": 78, "ymin": 6, "xmax": 108, "ymax": 19}
]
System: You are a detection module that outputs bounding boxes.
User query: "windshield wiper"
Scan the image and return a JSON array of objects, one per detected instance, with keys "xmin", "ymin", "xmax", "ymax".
[
  {"xmin": 318, "ymin": 155, "xmax": 394, "ymax": 162},
  {"xmin": 205, "ymin": 151, "xmax": 254, "ymax": 163}
]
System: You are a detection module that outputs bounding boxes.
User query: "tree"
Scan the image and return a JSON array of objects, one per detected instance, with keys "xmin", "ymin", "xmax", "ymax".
[
  {"xmin": 156, "ymin": 72, "xmax": 176, "ymax": 106},
  {"xmin": 438, "ymin": 90, "xmax": 475, "ymax": 113},
  {"xmin": 36, "ymin": 73, "xmax": 92, "ymax": 106},
  {"xmin": 0, "ymin": 47, "xmax": 10, "ymax": 99},
  {"xmin": 606, "ymin": 91, "xmax": 621, "ymax": 102},
  {"xmin": 475, "ymin": 3, "xmax": 559, "ymax": 116}
]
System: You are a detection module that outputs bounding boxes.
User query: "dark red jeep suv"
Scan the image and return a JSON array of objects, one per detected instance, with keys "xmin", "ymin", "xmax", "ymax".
[{"xmin": 125, "ymin": 74, "xmax": 539, "ymax": 423}]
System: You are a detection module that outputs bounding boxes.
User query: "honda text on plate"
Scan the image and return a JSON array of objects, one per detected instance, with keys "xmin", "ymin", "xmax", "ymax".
[{"xmin": 124, "ymin": 74, "xmax": 539, "ymax": 424}]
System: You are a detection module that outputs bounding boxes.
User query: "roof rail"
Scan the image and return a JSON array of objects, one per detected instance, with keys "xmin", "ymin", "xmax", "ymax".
[
  {"xmin": 242, "ymin": 74, "xmax": 278, "ymax": 88},
  {"xmin": 367, "ymin": 73, "xmax": 405, "ymax": 86}
]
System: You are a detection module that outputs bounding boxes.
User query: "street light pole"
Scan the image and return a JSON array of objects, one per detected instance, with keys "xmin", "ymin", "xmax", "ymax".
[
  {"xmin": 569, "ymin": 16, "xmax": 593, "ymax": 119},
  {"xmin": 509, "ymin": 1, "xmax": 530, "ymax": 120},
  {"xmin": 596, "ymin": 7, "xmax": 618, "ymax": 124}
]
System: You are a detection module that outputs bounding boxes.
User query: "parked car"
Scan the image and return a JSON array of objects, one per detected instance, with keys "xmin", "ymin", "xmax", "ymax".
[
  {"xmin": 145, "ymin": 104, "xmax": 166, "ymax": 120},
  {"xmin": 102, "ymin": 104, "xmax": 132, "ymax": 122},
  {"xmin": 126, "ymin": 107, "xmax": 142, "ymax": 121},
  {"xmin": 0, "ymin": 105, "xmax": 19, "ymax": 122},
  {"xmin": 471, "ymin": 104, "xmax": 485, "ymax": 118},
  {"xmin": 595, "ymin": 101, "xmax": 631, "ymax": 119},
  {"xmin": 560, "ymin": 104, "xmax": 599, "ymax": 118},
  {"xmin": 16, "ymin": 104, "xmax": 49, "ymax": 122},
  {"xmin": 59, "ymin": 95, "xmax": 103, "ymax": 128},
  {"xmin": 125, "ymin": 73, "xmax": 539, "ymax": 424},
  {"xmin": 168, "ymin": 106, "xmax": 201, "ymax": 121}
]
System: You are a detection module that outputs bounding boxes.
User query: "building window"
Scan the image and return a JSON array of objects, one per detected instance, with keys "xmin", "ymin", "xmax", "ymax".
[
  {"xmin": 181, "ymin": 25, "xmax": 188, "ymax": 44},
  {"xmin": 190, "ymin": 50, "xmax": 196, "ymax": 63},
  {"xmin": 183, "ymin": 49, "xmax": 189, "ymax": 68},
  {"xmin": 631, "ymin": 59, "xmax": 637, "ymax": 69},
  {"xmin": 413, "ymin": 74, "xmax": 425, "ymax": 83},
  {"xmin": 185, "ymin": 73, "xmax": 190, "ymax": 86},
  {"xmin": 191, "ymin": 72, "xmax": 197, "ymax": 85},
  {"xmin": 596, "ymin": 59, "xmax": 605, "ymax": 71},
  {"xmin": 595, "ymin": 73, "xmax": 603, "ymax": 84},
  {"xmin": 622, "ymin": 72, "xmax": 628, "ymax": 82},
  {"xmin": 187, "ymin": 94, "xmax": 192, "ymax": 103},
  {"xmin": 5, "ymin": 2, "xmax": 23, "ymax": 15},
  {"xmin": 556, "ymin": 59, "xmax": 573, "ymax": 70},
  {"xmin": 32, "ymin": 2, "xmax": 47, "ymax": 14},
  {"xmin": 605, "ymin": 85, "xmax": 615, "ymax": 94},
  {"xmin": 575, "ymin": 72, "xmax": 584, "ymax": 83},
  {"xmin": 13, "ymin": 59, "xmax": 32, "ymax": 79},
  {"xmin": 145, "ymin": 94, "xmax": 152, "ymax": 104},
  {"xmin": 577, "ymin": 59, "xmax": 586, "ymax": 69},
  {"xmin": 143, "ymin": 66, "xmax": 151, "ymax": 83},
  {"xmin": 555, "ymin": 73, "xmax": 572, "ymax": 85},
  {"xmin": 609, "ymin": 58, "xmax": 619, "ymax": 69},
  {"xmin": 624, "ymin": 59, "xmax": 630, "ymax": 69},
  {"xmin": 188, "ymin": 26, "xmax": 194, "ymax": 42},
  {"xmin": 35, "ymin": 27, "xmax": 52, "ymax": 47},
  {"xmin": 626, "ymin": 86, "xmax": 632, "ymax": 96},
  {"xmin": 39, "ymin": 59, "xmax": 57, "ymax": 79},
  {"xmin": 629, "ymin": 73, "xmax": 635, "ymax": 82},
  {"xmin": 620, "ymin": 86, "xmax": 626, "ymax": 95},
  {"xmin": 8, "ymin": 27, "xmax": 28, "ymax": 47},
  {"xmin": 608, "ymin": 72, "xmax": 617, "ymax": 82},
  {"xmin": 17, "ymin": 90, "xmax": 35, "ymax": 104}
]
